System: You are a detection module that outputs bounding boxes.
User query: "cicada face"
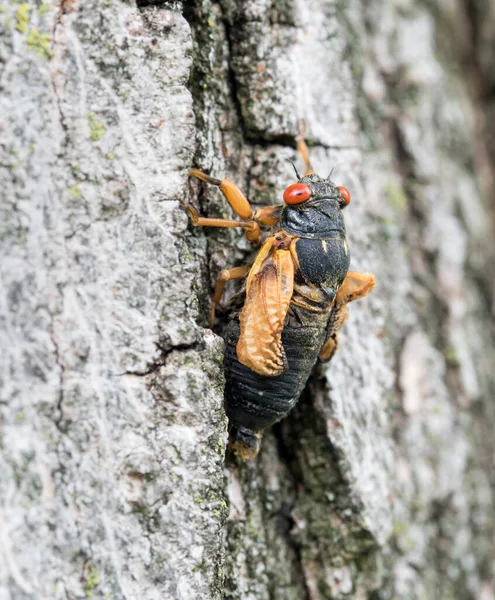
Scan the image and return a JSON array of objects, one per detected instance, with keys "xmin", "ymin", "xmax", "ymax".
[
  {"xmin": 284, "ymin": 174, "xmax": 351, "ymax": 209},
  {"xmin": 279, "ymin": 174, "xmax": 351, "ymax": 240}
]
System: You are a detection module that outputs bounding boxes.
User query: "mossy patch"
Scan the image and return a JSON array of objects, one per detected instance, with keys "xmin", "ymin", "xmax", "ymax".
[
  {"xmin": 443, "ymin": 346, "xmax": 459, "ymax": 368},
  {"xmin": 15, "ymin": 3, "xmax": 31, "ymax": 34},
  {"xmin": 88, "ymin": 113, "xmax": 105, "ymax": 141},
  {"xmin": 25, "ymin": 28, "xmax": 53, "ymax": 59},
  {"xmin": 38, "ymin": 3, "xmax": 51, "ymax": 16},
  {"xmin": 67, "ymin": 185, "xmax": 82, "ymax": 198},
  {"xmin": 385, "ymin": 180, "xmax": 407, "ymax": 211},
  {"xmin": 84, "ymin": 566, "xmax": 100, "ymax": 598},
  {"xmin": 392, "ymin": 520, "xmax": 409, "ymax": 536}
]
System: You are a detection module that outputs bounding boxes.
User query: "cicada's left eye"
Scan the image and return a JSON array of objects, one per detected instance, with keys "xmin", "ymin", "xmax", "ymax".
[
  {"xmin": 338, "ymin": 185, "xmax": 351, "ymax": 206},
  {"xmin": 283, "ymin": 183, "xmax": 312, "ymax": 205}
]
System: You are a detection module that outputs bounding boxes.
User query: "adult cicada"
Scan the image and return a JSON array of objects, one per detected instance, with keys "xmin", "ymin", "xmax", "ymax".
[{"xmin": 186, "ymin": 132, "xmax": 375, "ymax": 459}]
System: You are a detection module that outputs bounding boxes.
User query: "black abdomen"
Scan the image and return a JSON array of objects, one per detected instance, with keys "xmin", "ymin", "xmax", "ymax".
[{"xmin": 224, "ymin": 316, "xmax": 327, "ymax": 437}]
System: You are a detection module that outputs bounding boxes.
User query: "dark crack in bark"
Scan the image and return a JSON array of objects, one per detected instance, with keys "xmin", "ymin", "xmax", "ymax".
[{"xmin": 121, "ymin": 342, "xmax": 198, "ymax": 377}]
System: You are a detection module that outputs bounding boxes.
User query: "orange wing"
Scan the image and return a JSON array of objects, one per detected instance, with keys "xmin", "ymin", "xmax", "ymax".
[{"xmin": 236, "ymin": 249, "xmax": 294, "ymax": 377}]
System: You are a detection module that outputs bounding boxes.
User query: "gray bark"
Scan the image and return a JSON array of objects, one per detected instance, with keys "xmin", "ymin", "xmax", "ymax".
[{"xmin": 1, "ymin": 0, "xmax": 494, "ymax": 599}]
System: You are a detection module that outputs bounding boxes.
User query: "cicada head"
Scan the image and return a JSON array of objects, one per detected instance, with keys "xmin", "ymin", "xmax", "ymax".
[
  {"xmin": 295, "ymin": 173, "xmax": 351, "ymax": 209},
  {"xmin": 283, "ymin": 171, "xmax": 350, "ymax": 210}
]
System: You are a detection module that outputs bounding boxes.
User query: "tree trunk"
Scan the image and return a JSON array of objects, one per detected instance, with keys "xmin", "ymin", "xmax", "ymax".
[{"xmin": 1, "ymin": 0, "xmax": 495, "ymax": 599}]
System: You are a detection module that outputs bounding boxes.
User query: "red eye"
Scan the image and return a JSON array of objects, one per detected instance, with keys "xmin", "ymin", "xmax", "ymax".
[
  {"xmin": 338, "ymin": 185, "xmax": 351, "ymax": 206},
  {"xmin": 283, "ymin": 183, "xmax": 312, "ymax": 205}
]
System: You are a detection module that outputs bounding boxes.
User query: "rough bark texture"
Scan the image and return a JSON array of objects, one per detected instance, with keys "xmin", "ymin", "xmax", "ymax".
[{"xmin": 1, "ymin": 0, "xmax": 495, "ymax": 599}]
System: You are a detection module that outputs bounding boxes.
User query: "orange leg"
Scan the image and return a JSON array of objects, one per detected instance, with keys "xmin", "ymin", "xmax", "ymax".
[
  {"xmin": 188, "ymin": 169, "xmax": 262, "ymax": 242},
  {"xmin": 189, "ymin": 169, "xmax": 253, "ymax": 220},
  {"xmin": 185, "ymin": 205, "xmax": 261, "ymax": 244},
  {"xmin": 319, "ymin": 334, "xmax": 339, "ymax": 362},
  {"xmin": 319, "ymin": 272, "xmax": 376, "ymax": 362},
  {"xmin": 253, "ymin": 205, "xmax": 281, "ymax": 226},
  {"xmin": 297, "ymin": 119, "xmax": 315, "ymax": 176},
  {"xmin": 210, "ymin": 265, "xmax": 251, "ymax": 328},
  {"xmin": 335, "ymin": 272, "xmax": 376, "ymax": 305}
]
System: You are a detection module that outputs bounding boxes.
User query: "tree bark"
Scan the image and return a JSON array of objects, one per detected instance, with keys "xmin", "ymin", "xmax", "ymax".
[{"xmin": 1, "ymin": 0, "xmax": 495, "ymax": 599}]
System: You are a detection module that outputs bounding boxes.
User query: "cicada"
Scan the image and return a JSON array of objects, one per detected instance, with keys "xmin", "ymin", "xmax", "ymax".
[{"xmin": 186, "ymin": 132, "xmax": 375, "ymax": 459}]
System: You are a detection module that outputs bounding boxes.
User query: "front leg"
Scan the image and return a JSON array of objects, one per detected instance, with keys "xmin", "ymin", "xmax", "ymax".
[
  {"xmin": 189, "ymin": 169, "xmax": 253, "ymax": 219},
  {"xmin": 188, "ymin": 169, "xmax": 283, "ymax": 242},
  {"xmin": 297, "ymin": 119, "xmax": 316, "ymax": 176},
  {"xmin": 254, "ymin": 205, "xmax": 282, "ymax": 226},
  {"xmin": 184, "ymin": 205, "xmax": 261, "ymax": 244}
]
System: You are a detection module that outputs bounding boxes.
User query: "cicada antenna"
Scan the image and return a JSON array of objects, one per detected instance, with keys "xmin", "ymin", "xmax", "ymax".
[
  {"xmin": 327, "ymin": 162, "xmax": 339, "ymax": 181},
  {"xmin": 286, "ymin": 158, "xmax": 302, "ymax": 181}
]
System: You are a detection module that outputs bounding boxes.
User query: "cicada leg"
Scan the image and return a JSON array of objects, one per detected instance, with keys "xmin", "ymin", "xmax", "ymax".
[
  {"xmin": 253, "ymin": 205, "xmax": 281, "ymax": 226},
  {"xmin": 184, "ymin": 204, "xmax": 260, "ymax": 244},
  {"xmin": 335, "ymin": 272, "xmax": 376, "ymax": 305},
  {"xmin": 189, "ymin": 169, "xmax": 253, "ymax": 219},
  {"xmin": 319, "ymin": 272, "xmax": 376, "ymax": 362},
  {"xmin": 188, "ymin": 169, "xmax": 263, "ymax": 243},
  {"xmin": 319, "ymin": 334, "xmax": 340, "ymax": 362},
  {"xmin": 188, "ymin": 169, "xmax": 284, "ymax": 242},
  {"xmin": 210, "ymin": 265, "xmax": 251, "ymax": 328},
  {"xmin": 297, "ymin": 119, "xmax": 316, "ymax": 176},
  {"xmin": 209, "ymin": 235, "xmax": 277, "ymax": 328}
]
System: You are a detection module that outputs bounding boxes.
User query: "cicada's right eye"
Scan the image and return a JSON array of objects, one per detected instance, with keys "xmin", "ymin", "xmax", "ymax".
[{"xmin": 283, "ymin": 183, "xmax": 312, "ymax": 205}]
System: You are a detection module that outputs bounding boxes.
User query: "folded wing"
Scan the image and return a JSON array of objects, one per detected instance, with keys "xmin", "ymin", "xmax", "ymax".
[{"xmin": 236, "ymin": 249, "xmax": 294, "ymax": 376}]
